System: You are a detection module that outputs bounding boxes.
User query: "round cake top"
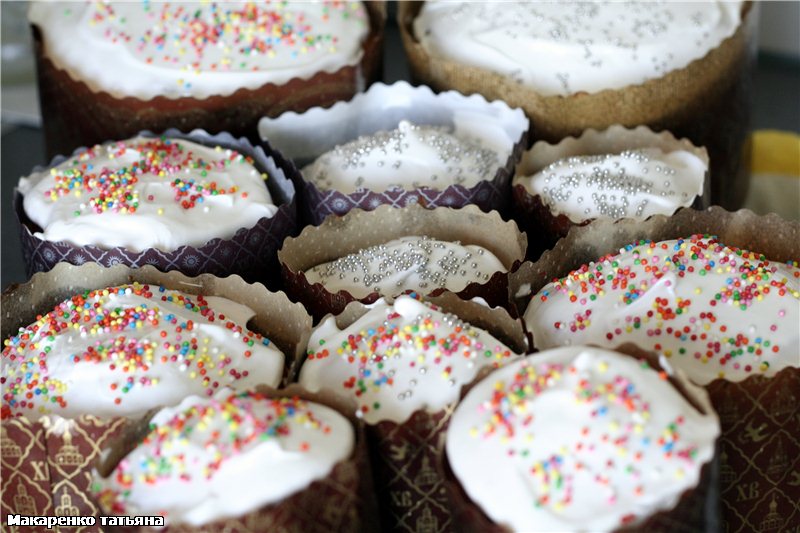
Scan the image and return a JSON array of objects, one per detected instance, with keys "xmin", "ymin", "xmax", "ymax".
[
  {"xmin": 299, "ymin": 295, "xmax": 521, "ymax": 424},
  {"xmin": 29, "ymin": 1, "xmax": 370, "ymax": 99},
  {"xmin": 414, "ymin": 1, "xmax": 744, "ymax": 96},
  {"xmin": 302, "ymin": 235, "xmax": 507, "ymax": 299},
  {"xmin": 1, "ymin": 283, "xmax": 284, "ymax": 421},
  {"xmin": 18, "ymin": 136, "xmax": 278, "ymax": 252},
  {"xmin": 94, "ymin": 391, "xmax": 354, "ymax": 526},
  {"xmin": 300, "ymin": 120, "xmax": 505, "ymax": 194},
  {"xmin": 514, "ymin": 148, "xmax": 706, "ymax": 223},
  {"xmin": 447, "ymin": 346, "xmax": 719, "ymax": 532},
  {"xmin": 525, "ymin": 235, "xmax": 800, "ymax": 385}
]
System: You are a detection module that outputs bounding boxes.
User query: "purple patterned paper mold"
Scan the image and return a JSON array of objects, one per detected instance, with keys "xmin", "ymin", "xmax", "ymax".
[
  {"xmin": 259, "ymin": 82, "xmax": 529, "ymax": 225},
  {"xmin": 15, "ymin": 129, "xmax": 298, "ymax": 285}
]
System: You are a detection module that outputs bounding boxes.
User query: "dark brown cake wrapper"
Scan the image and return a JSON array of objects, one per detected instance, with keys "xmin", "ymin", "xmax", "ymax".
[
  {"xmin": 259, "ymin": 81, "xmax": 529, "ymax": 226},
  {"xmin": 444, "ymin": 343, "xmax": 721, "ymax": 532},
  {"xmin": 509, "ymin": 208, "xmax": 799, "ymax": 532},
  {"xmin": 1, "ymin": 415, "xmax": 128, "ymax": 533},
  {"xmin": 511, "ymin": 125, "xmax": 711, "ymax": 260},
  {"xmin": 301, "ymin": 291, "xmax": 528, "ymax": 532},
  {"xmin": 399, "ymin": 2, "xmax": 757, "ymax": 210},
  {"xmin": 93, "ymin": 385, "xmax": 379, "ymax": 533},
  {"xmin": 33, "ymin": 2, "xmax": 386, "ymax": 159},
  {"xmin": 279, "ymin": 204, "xmax": 528, "ymax": 322},
  {"xmin": 706, "ymin": 367, "xmax": 800, "ymax": 533},
  {"xmin": 15, "ymin": 129, "xmax": 299, "ymax": 289}
]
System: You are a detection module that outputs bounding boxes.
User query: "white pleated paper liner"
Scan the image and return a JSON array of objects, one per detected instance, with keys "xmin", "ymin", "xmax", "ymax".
[{"xmin": 259, "ymin": 81, "xmax": 529, "ymax": 225}]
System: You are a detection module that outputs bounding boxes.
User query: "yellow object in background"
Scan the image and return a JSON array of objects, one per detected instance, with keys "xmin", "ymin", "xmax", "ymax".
[{"xmin": 744, "ymin": 130, "xmax": 800, "ymax": 220}]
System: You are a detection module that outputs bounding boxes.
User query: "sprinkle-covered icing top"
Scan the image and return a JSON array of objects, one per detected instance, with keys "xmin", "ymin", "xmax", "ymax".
[
  {"xmin": 19, "ymin": 136, "xmax": 278, "ymax": 252},
  {"xmin": 299, "ymin": 295, "xmax": 521, "ymax": 424},
  {"xmin": 1, "ymin": 283, "xmax": 283, "ymax": 421},
  {"xmin": 303, "ymin": 236, "xmax": 507, "ymax": 299},
  {"xmin": 93, "ymin": 391, "xmax": 353, "ymax": 526},
  {"xmin": 301, "ymin": 120, "xmax": 504, "ymax": 194},
  {"xmin": 447, "ymin": 346, "xmax": 719, "ymax": 532},
  {"xmin": 29, "ymin": 1, "xmax": 370, "ymax": 99},
  {"xmin": 515, "ymin": 148, "xmax": 706, "ymax": 223},
  {"xmin": 414, "ymin": 1, "xmax": 744, "ymax": 96},
  {"xmin": 525, "ymin": 235, "xmax": 800, "ymax": 385}
]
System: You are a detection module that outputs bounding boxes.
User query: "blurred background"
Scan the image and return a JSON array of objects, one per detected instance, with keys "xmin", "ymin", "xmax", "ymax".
[{"xmin": 2, "ymin": 1, "xmax": 799, "ymax": 288}]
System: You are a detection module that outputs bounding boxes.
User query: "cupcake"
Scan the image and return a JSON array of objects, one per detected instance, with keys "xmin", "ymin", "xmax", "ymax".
[
  {"xmin": 298, "ymin": 293, "xmax": 527, "ymax": 532},
  {"xmin": 93, "ymin": 389, "xmax": 377, "ymax": 532},
  {"xmin": 2, "ymin": 283, "xmax": 284, "ymax": 421},
  {"xmin": 512, "ymin": 126, "xmax": 709, "ymax": 257},
  {"xmin": 278, "ymin": 204, "xmax": 527, "ymax": 320},
  {"xmin": 400, "ymin": 2, "xmax": 756, "ymax": 210},
  {"xmin": 1, "ymin": 263, "xmax": 312, "ymax": 522},
  {"xmin": 30, "ymin": 1, "xmax": 385, "ymax": 158},
  {"xmin": 446, "ymin": 346, "xmax": 720, "ymax": 532},
  {"xmin": 511, "ymin": 208, "xmax": 800, "ymax": 533},
  {"xmin": 259, "ymin": 81, "xmax": 528, "ymax": 224},
  {"xmin": 15, "ymin": 130, "xmax": 297, "ymax": 284}
]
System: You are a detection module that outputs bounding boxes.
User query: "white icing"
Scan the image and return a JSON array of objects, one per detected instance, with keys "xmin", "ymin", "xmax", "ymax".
[
  {"xmin": 29, "ymin": 1, "xmax": 370, "ymax": 99},
  {"xmin": 515, "ymin": 148, "xmax": 706, "ymax": 223},
  {"xmin": 524, "ymin": 236, "xmax": 800, "ymax": 385},
  {"xmin": 414, "ymin": 1, "xmax": 744, "ymax": 96},
  {"xmin": 303, "ymin": 235, "xmax": 507, "ymax": 299},
  {"xmin": 18, "ymin": 136, "xmax": 278, "ymax": 252},
  {"xmin": 447, "ymin": 346, "xmax": 719, "ymax": 532},
  {"xmin": 1, "ymin": 283, "xmax": 284, "ymax": 420},
  {"xmin": 300, "ymin": 120, "xmax": 504, "ymax": 193},
  {"xmin": 94, "ymin": 391, "xmax": 354, "ymax": 526},
  {"xmin": 299, "ymin": 296, "xmax": 521, "ymax": 424}
]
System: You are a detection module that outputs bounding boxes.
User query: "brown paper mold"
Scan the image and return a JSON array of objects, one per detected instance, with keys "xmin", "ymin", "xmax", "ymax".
[
  {"xmin": 32, "ymin": 2, "xmax": 386, "ymax": 159},
  {"xmin": 398, "ymin": 2, "xmax": 757, "ymax": 210},
  {"xmin": 444, "ymin": 343, "xmax": 721, "ymax": 533},
  {"xmin": 258, "ymin": 81, "xmax": 529, "ymax": 225},
  {"xmin": 1, "ymin": 263, "xmax": 313, "ymax": 527},
  {"xmin": 91, "ymin": 385, "xmax": 380, "ymax": 533},
  {"xmin": 511, "ymin": 125, "xmax": 711, "ymax": 260},
  {"xmin": 15, "ymin": 129, "xmax": 298, "ymax": 289},
  {"xmin": 296, "ymin": 291, "xmax": 528, "ymax": 533},
  {"xmin": 507, "ymin": 207, "xmax": 800, "ymax": 533},
  {"xmin": 278, "ymin": 204, "xmax": 528, "ymax": 321}
]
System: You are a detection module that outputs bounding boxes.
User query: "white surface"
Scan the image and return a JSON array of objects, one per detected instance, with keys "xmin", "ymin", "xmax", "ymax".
[
  {"xmin": 19, "ymin": 136, "xmax": 278, "ymax": 252},
  {"xmin": 303, "ymin": 235, "xmax": 507, "ymax": 298},
  {"xmin": 95, "ymin": 391, "xmax": 353, "ymax": 526},
  {"xmin": 29, "ymin": 1, "xmax": 369, "ymax": 99},
  {"xmin": 525, "ymin": 235, "xmax": 800, "ymax": 385},
  {"xmin": 2, "ymin": 284, "xmax": 285, "ymax": 420},
  {"xmin": 299, "ymin": 296, "xmax": 521, "ymax": 424},
  {"xmin": 448, "ymin": 346, "xmax": 719, "ymax": 532}
]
